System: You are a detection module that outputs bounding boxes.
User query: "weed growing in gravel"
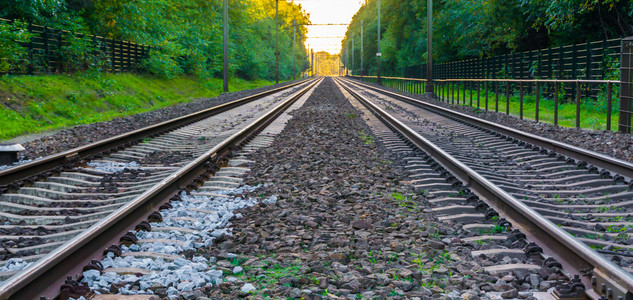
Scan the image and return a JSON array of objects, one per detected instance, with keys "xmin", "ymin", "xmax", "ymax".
[
  {"xmin": 609, "ymin": 216, "xmax": 624, "ymax": 222},
  {"xmin": 596, "ymin": 205, "xmax": 621, "ymax": 213},
  {"xmin": 345, "ymin": 114, "xmax": 357, "ymax": 119},
  {"xmin": 142, "ymin": 137, "xmax": 153, "ymax": 143},
  {"xmin": 489, "ymin": 225, "xmax": 506, "ymax": 233},
  {"xmin": 358, "ymin": 130, "xmax": 375, "ymax": 145},
  {"xmin": 420, "ymin": 280, "xmax": 438, "ymax": 289},
  {"xmin": 243, "ymin": 261, "xmax": 303, "ymax": 292},
  {"xmin": 230, "ymin": 257, "xmax": 246, "ymax": 266},
  {"xmin": 606, "ymin": 225, "xmax": 626, "ymax": 233}
]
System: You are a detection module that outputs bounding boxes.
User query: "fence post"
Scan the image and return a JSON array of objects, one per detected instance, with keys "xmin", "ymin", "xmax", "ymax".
[
  {"xmin": 535, "ymin": 81, "xmax": 540, "ymax": 122},
  {"xmin": 110, "ymin": 39, "xmax": 115, "ymax": 71},
  {"xmin": 554, "ymin": 83, "xmax": 559, "ymax": 126},
  {"xmin": 576, "ymin": 82, "xmax": 581, "ymax": 128},
  {"xmin": 558, "ymin": 46, "xmax": 564, "ymax": 79},
  {"xmin": 58, "ymin": 29, "xmax": 63, "ymax": 73},
  {"xmin": 27, "ymin": 23, "xmax": 34, "ymax": 74},
  {"xmin": 547, "ymin": 46, "xmax": 553, "ymax": 78},
  {"xmin": 619, "ymin": 37, "xmax": 633, "ymax": 133},
  {"xmin": 43, "ymin": 26, "xmax": 50, "ymax": 73},
  {"xmin": 586, "ymin": 42, "xmax": 592, "ymax": 80}
]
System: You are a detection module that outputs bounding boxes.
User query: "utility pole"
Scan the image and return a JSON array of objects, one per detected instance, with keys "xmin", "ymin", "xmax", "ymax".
[
  {"xmin": 424, "ymin": 0, "xmax": 434, "ymax": 95},
  {"xmin": 275, "ymin": 0, "xmax": 279, "ymax": 84},
  {"xmin": 315, "ymin": 52, "xmax": 318, "ymax": 76},
  {"xmin": 352, "ymin": 37, "xmax": 355, "ymax": 75},
  {"xmin": 222, "ymin": 0, "xmax": 229, "ymax": 92},
  {"xmin": 292, "ymin": 20, "xmax": 296, "ymax": 80},
  {"xmin": 311, "ymin": 49, "xmax": 314, "ymax": 77},
  {"xmin": 377, "ymin": 0, "xmax": 382, "ymax": 84},
  {"xmin": 361, "ymin": 20, "xmax": 364, "ymax": 77},
  {"xmin": 346, "ymin": 41, "xmax": 349, "ymax": 76}
]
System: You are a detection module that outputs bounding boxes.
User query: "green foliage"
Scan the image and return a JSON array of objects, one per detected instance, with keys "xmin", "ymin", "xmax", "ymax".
[
  {"xmin": 343, "ymin": 0, "xmax": 633, "ymax": 77},
  {"xmin": 0, "ymin": 20, "xmax": 32, "ymax": 73},
  {"xmin": 0, "ymin": 0, "xmax": 311, "ymax": 80},
  {"xmin": 143, "ymin": 49, "xmax": 183, "ymax": 79}
]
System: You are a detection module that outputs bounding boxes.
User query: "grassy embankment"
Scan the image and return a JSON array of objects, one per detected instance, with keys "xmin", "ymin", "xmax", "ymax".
[
  {"xmin": 384, "ymin": 80, "xmax": 619, "ymax": 131},
  {"xmin": 0, "ymin": 74, "xmax": 279, "ymax": 141}
]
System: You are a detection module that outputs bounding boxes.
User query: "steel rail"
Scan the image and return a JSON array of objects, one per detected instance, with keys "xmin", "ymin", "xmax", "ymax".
[
  {"xmin": 0, "ymin": 77, "xmax": 323, "ymax": 300},
  {"xmin": 335, "ymin": 77, "xmax": 633, "ymax": 299},
  {"xmin": 342, "ymin": 77, "xmax": 633, "ymax": 180},
  {"xmin": 0, "ymin": 79, "xmax": 312, "ymax": 187}
]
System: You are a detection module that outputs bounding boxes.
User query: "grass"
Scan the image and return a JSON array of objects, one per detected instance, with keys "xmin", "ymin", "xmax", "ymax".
[
  {"xmin": 377, "ymin": 79, "xmax": 619, "ymax": 131},
  {"xmin": 358, "ymin": 130, "xmax": 375, "ymax": 144},
  {"xmin": 0, "ymin": 73, "xmax": 280, "ymax": 141}
]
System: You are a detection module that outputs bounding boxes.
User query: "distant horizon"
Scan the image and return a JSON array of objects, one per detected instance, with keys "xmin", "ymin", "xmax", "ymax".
[{"xmin": 296, "ymin": 0, "xmax": 364, "ymax": 55}]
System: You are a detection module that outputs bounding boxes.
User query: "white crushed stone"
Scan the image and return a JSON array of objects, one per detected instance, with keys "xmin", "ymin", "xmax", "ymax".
[
  {"xmin": 241, "ymin": 283, "xmax": 256, "ymax": 294},
  {"xmin": 87, "ymin": 161, "xmax": 140, "ymax": 173},
  {"xmin": 262, "ymin": 195, "xmax": 278, "ymax": 205},
  {"xmin": 0, "ymin": 258, "xmax": 29, "ymax": 273},
  {"xmin": 80, "ymin": 184, "xmax": 261, "ymax": 297},
  {"xmin": 0, "ymin": 158, "xmax": 32, "ymax": 171}
]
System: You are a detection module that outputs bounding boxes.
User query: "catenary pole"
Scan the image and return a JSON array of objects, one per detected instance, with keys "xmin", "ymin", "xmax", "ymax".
[
  {"xmin": 222, "ymin": 0, "xmax": 229, "ymax": 92},
  {"xmin": 352, "ymin": 37, "xmax": 354, "ymax": 75},
  {"xmin": 275, "ymin": 0, "xmax": 279, "ymax": 84},
  {"xmin": 346, "ymin": 41, "xmax": 349, "ymax": 75},
  {"xmin": 361, "ymin": 20, "xmax": 364, "ymax": 77},
  {"xmin": 425, "ymin": 0, "xmax": 434, "ymax": 95},
  {"xmin": 377, "ymin": 0, "xmax": 381, "ymax": 84},
  {"xmin": 292, "ymin": 20, "xmax": 296, "ymax": 80}
]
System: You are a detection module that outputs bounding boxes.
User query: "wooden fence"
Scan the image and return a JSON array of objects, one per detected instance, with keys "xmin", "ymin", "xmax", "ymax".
[{"xmin": 1, "ymin": 18, "xmax": 150, "ymax": 74}]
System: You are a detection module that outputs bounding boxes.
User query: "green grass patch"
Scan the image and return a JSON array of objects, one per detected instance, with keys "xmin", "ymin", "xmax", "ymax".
[
  {"xmin": 358, "ymin": 130, "xmax": 375, "ymax": 144},
  {"xmin": 0, "ymin": 73, "xmax": 279, "ymax": 141}
]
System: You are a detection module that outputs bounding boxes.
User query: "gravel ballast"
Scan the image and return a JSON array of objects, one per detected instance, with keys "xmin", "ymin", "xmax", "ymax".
[
  {"xmin": 198, "ymin": 78, "xmax": 542, "ymax": 299},
  {"xmin": 349, "ymin": 78, "xmax": 633, "ymax": 163}
]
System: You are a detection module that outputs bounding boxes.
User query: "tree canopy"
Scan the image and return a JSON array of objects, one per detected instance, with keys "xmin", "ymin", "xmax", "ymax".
[
  {"xmin": 0, "ymin": 0, "xmax": 310, "ymax": 80},
  {"xmin": 342, "ymin": 0, "xmax": 633, "ymax": 76}
]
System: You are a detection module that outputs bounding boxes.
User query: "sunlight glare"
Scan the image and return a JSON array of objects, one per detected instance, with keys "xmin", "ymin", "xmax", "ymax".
[{"xmin": 292, "ymin": 0, "xmax": 364, "ymax": 54}]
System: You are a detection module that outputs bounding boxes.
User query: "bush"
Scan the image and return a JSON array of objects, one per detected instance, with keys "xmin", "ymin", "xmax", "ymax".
[
  {"xmin": 0, "ymin": 20, "xmax": 32, "ymax": 73},
  {"xmin": 143, "ymin": 49, "xmax": 183, "ymax": 79}
]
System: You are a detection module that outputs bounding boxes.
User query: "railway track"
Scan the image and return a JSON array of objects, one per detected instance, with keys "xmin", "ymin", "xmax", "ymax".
[
  {"xmin": 0, "ymin": 77, "xmax": 322, "ymax": 299},
  {"xmin": 0, "ymin": 75, "xmax": 631, "ymax": 299},
  {"xmin": 335, "ymin": 77, "xmax": 633, "ymax": 300}
]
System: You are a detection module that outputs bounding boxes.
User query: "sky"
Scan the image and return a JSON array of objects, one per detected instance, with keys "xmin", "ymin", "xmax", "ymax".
[{"xmin": 294, "ymin": 0, "xmax": 365, "ymax": 55}]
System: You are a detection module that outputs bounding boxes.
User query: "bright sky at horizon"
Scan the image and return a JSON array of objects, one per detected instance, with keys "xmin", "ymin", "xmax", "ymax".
[{"xmin": 293, "ymin": 0, "xmax": 365, "ymax": 55}]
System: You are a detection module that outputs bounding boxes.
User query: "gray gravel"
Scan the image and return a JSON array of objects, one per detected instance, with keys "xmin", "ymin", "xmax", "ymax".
[
  {"xmin": 197, "ymin": 78, "xmax": 536, "ymax": 299},
  {"xmin": 350, "ymin": 78, "xmax": 633, "ymax": 163}
]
